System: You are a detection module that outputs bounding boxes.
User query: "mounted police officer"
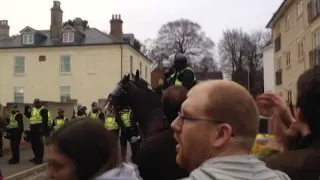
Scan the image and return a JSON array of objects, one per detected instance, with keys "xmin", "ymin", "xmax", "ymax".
[
  {"xmin": 52, "ymin": 108, "xmax": 69, "ymax": 131},
  {"xmin": 158, "ymin": 53, "xmax": 196, "ymax": 91},
  {"xmin": 4, "ymin": 104, "xmax": 23, "ymax": 164},
  {"xmin": 88, "ymin": 102, "xmax": 105, "ymax": 124},
  {"xmin": 24, "ymin": 98, "xmax": 48, "ymax": 164}
]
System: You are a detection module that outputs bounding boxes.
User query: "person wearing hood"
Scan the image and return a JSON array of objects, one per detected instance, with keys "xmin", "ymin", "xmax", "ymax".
[
  {"xmin": 171, "ymin": 80, "xmax": 290, "ymax": 180},
  {"xmin": 47, "ymin": 119, "xmax": 141, "ymax": 180}
]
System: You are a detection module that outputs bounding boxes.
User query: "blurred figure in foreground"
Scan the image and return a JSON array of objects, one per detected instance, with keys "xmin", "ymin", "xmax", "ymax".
[
  {"xmin": 257, "ymin": 65, "xmax": 320, "ymax": 180},
  {"xmin": 171, "ymin": 80, "xmax": 289, "ymax": 180},
  {"xmin": 135, "ymin": 86, "xmax": 189, "ymax": 180},
  {"xmin": 47, "ymin": 119, "xmax": 141, "ymax": 180}
]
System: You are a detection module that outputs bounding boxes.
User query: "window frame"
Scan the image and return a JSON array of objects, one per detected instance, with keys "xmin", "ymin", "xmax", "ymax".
[
  {"xmin": 22, "ymin": 34, "xmax": 34, "ymax": 45},
  {"xmin": 63, "ymin": 32, "xmax": 75, "ymax": 43},
  {"xmin": 297, "ymin": 38, "xmax": 305, "ymax": 59},
  {"xmin": 14, "ymin": 87, "xmax": 24, "ymax": 103},
  {"xmin": 145, "ymin": 65, "xmax": 148, "ymax": 79},
  {"xmin": 276, "ymin": 57, "xmax": 282, "ymax": 71},
  {"xmin": 130, "ymin": 56, "xmax": 133, "ymax": 72},
  {"xmin": 60, "ymin": 55, "xmax": 71, "ymax": 73},
  {"xmin": 297, "ymin": 0, "xmax": 303, "ymax": 17},
  {"xmin": 60, "ymin": 85, "xmax": 71, "ymax": 103},
  {"xmin": 285, "ymin": 14, "xmax": 291, "ymax": 30},
  {"xmin": 14, "ymin": 56, "xmax": 25, "ymax": 75},
  {"xmin": 286, "ymin": 51, "xmax": 291, "ymax": 66}
]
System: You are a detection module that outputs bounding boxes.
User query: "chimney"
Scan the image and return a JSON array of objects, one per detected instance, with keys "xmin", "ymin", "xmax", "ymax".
[
  {"xmin": 0, "ymin": 20, "xmax": 10, "ymax": 40},
  {"xmin": 50, "ymin": 1, "xmax": 63, "ymax": 39},
  {"xmin": 74, "ymin": 18, "xmax": 84, "ymax": 31},
  {"xmin": 110, "ymin": 14, "xmax": 123, "ymax": 41}
]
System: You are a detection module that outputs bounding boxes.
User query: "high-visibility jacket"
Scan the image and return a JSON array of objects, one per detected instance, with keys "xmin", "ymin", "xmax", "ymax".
[
  {"xmin": 251, "ymin": 133, "xmax": 279, "ymax": 157},
  {"xmin": 54, "ymin": 117, "xmax": 67, "ymax": 131},
  {"xmin": 170, "ymin": 67, "xmax": 196, "ymax": 86},
  {"xmin": 9, "ymin": 112, "xmax": 19, "ymax": 128},
  {"xmin": 121, "ymin": 111, "xmax": 131, "ymax": 127},
  {"xmin": 48, "ymin": 111, "xmax": 54, "ymax": 126},
  {"xmin": 104, "ymin": 116, "xmax": 119, "ymax": 130},
  {"xmin": 30, "ymin": 108, "xmax": 43, "ymax": 124},
  {"xmin": 89, "ymin": 112, "xmax": 100, "ymax": 119}
]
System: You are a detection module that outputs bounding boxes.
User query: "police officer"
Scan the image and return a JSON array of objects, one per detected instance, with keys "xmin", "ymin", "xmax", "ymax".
[
  {"xmin": 24, "ymin": 99, "xmax": 48, "ymax": 164},
  {"xmin": 163, "ymin": 53, "xmax": 196, "ymax": 90},
  {"xmin": 154, "ymin": 60, "xmax": 174, "ymax": 94},
  {"xmin": 75, "ymin": 106, "xmax": 87, "ymax": 120},
  {"xmin": 88, "ymin": 102, "xmax": 105, "ymax": 124},
  {"xmin": 42, "ymin": 102, "xmax": 52, "ymax": 145},
  {"xmin": 7, "ymin": 104, "xmax": 23, "ymax": 164},
  {"xmin": 104, "ymin": 105, "xmax": 120, "ymax": 139},
  {"xmin": 52, "ymin": 109, "xmax": 68, "ymax": 131}
]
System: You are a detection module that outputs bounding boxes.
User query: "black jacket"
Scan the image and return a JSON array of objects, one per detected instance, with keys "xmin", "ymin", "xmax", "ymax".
[{"xmin": 169, "ymin": 68, "xmax": 196, "ymax": 90}]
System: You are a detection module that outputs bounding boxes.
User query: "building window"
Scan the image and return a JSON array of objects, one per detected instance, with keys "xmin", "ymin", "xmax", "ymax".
[
  {"xmin": 276, "ymin": 57, "xmax": 282, "ymax": 71},
  {"xmin": 60, "ymin": 86, "xmax": 71, "ymax": 103},
  {"xmin": 145, "ymin": 65, "xmax": 148, "ymax": 79},
  {"xmin": 286, "ymin": 51, "xmax": 291, "ymax": 66},
  {"xmin": 297, "ymin": 0, "xmax": 303, "ymax": 17},
  {"xmin": 130, "ymin": 56, "xmax": 133, "ymax": 72},
  {"xmin": 22, "ymin": 34, "xmax": 34, "ymax": 45},
  {"xmin": 60, "ymin": 55, "xmax": 71, "ymax": 73},
  {"xmin": 63, "ymin": 32, "xmax": 74, "ymax": 43},
  {"xmin": 14, "ymin": 56, "xmax": 25, "ymax": 74},
  {"xmin": 14, "ymin": 87, "xmax": 24, "ymax": 103},
  {"xmin": 314, "ymin": 29, "xmax": 320, "ymax": 48},
  {"xmin": 285, "ymin": 14, "xmax": 291, "ymax": 30},
  {"xmin": 298, "ymin": 38, "xmax": 305, "ymax": 59}
]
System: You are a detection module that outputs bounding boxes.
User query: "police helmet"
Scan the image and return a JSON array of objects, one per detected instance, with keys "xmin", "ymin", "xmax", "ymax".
[
  {"xmin": 23, "ymin": 129, "xmax": 32, "ymax": 142},
  {"xmin": 169, "ymin": 53, "xmax": 187, "ymax": 67},
  {"xmin": 57, "ymin": 108, "xmax": 64, "ymax": 113}
]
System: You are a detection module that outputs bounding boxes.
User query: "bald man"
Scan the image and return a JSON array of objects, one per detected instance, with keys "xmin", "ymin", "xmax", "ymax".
[{"xmin": 171, "ymin": 80, "xmax": 290, "ymax": 180}]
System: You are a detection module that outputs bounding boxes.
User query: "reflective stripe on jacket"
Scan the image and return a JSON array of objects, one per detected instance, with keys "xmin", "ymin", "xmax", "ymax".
[
  {"xmin": 121, "ymin": 111, "xmax": 131, "ymax": 127},
  {"xmin": 104, "ymin": 116, "xmax": 119, "ymax": 130},
  {"xmin": 9, "ymin": 112, "xmax": 19, "ymax": 128},
  {"xmin": 30, "ymin": 108, "xmax": 43, "ymax": 124},
  {"xmin": 89, "ymin": 112, "xmax": 100, "ymax": 119}
]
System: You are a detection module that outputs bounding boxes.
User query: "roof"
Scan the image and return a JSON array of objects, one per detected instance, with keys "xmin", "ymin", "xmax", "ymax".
[
  {"xmin": 195, "ymin": 71, "xmax": 223, "ymax": 80},
  {"xmin": 266, "ymin": 0, "xmax": 292, "ymax": 28}
]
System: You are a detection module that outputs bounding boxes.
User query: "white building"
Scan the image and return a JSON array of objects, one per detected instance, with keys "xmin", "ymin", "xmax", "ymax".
[{"xmin": 262, "ymin": 43, "xmax": 275, "ymax": 93}]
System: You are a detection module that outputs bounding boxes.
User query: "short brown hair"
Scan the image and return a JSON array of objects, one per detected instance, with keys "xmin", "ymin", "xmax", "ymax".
[
  {"xmin": 202, "ymin": 80, "xmax": 259, "ymax": 151},
  {"xmin": 162, "ymin": 86, "xmax": 188, "ymax": 122}
]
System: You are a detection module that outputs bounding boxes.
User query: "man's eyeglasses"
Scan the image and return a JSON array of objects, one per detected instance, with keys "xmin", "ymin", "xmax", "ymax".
[{"xmin": 176, "ymin": 112, "xmax": 223, "ymax": 125}]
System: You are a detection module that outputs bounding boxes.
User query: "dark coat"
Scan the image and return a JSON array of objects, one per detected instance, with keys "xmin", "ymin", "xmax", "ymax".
[
  {"xmin": 134, "ymin": 127, "xmax": 189, "ymax": 180},
  {"xmin": 265, "ymin": 134, "xmax": 320, "ymax": 180}
]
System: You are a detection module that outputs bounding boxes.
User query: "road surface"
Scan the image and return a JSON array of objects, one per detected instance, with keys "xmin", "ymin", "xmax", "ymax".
[{"xmin": 4, "ymin": 142, "xmax": 132, "ymax": 180}]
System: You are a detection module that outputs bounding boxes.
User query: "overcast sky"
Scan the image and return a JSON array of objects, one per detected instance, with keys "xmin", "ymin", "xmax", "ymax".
[{"xmin": 0, "ymin": 0, "xmax": 282, "ymax": 43}]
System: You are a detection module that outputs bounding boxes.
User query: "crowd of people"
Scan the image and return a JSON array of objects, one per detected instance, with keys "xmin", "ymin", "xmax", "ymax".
[{"xmin": 1, "ymin": 53, "xmax": 320, "ymax": 180}]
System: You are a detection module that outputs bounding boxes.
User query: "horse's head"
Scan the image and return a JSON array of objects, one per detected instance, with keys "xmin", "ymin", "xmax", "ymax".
[{"xmin": 109, "ymin": 70, "xmax": 156, "ymax": 111}]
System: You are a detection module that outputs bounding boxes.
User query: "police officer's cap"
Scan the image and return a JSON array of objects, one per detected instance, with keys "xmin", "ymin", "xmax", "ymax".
[
  {"xmin": 58, "ymin": 108, "xmax": 64, "ymax": 113},
  {"xmin": 78, "ymin": 105, "xmax": 86, "ymax": 111},
  {"xmin": 11, "ymin": 104, "xmax": 18, "ymax": 109},
  {"xmin": 91, "ymin": 102, "xmax": 98, "ymax": 107},
  {"xmin": 34, "ymin": 98, "xmax": 40, "ymax": 103}
]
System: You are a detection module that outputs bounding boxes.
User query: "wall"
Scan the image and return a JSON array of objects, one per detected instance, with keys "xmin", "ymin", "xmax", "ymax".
[
  {"xmin": 0, "ymin": 45, "xmax": 122, "ymax": 109},
  {"xmin": 263, "ymin": 43, "xmax": 275, "ymax": 92}
]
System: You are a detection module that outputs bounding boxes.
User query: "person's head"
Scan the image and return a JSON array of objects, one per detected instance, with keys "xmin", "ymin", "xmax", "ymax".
[
  {"xmin": 296, "ymin": 65, "xmax": 320, "ymax": 138},
  {"xmin": 34, "ymin": 99, "xmax": 41, "ymax": 108},
  {"xmin": 47, "ymin": 119, "xmax": 120, "ymax": 180},
  {"xmin": 12, "ymin": 104, "xmax": 18, "ymax": 113},
  {"xmin": 162, "ymin": 86, "xmax": 188, "ymax": 123},
  {"xmin": 169, "ymin": 53, "xmax": 188, "ymax": 71},
  {"xmin": 77, "ymin": 106, "xmax": 86, "ymax": 115},
  {"xmin": 91, "ymin": 102, "xmax": 98, "ymax": 111},
  {"xmin": 58, "ymin": 109, "xmax": 64, "ymax": 117},
  {"xmin": 162, "ymin": 60, "xmax": 173, "ymax": 75},
  {"xmin": 171, "ymin": 80, "xmax": 259, "ymax": 171}
]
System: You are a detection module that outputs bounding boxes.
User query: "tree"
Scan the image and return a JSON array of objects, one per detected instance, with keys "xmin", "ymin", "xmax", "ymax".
[
  {"xmin": 149, "ymin": 19, "xmax": 215, "ymax": 66},
  {"xmin": 133, "ymin": 39, "xmax": 142, "ymax": 52},
  {"xmin": 63, "ymin": 18, "xmax": 89, "ymax": 29},
  {"xmin": 193, "ymin": 56, "xmax": 219, "ymax": 72}
]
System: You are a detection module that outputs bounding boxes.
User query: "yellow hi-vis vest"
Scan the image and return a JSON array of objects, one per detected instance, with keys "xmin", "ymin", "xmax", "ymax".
[
  {"xmin": 54, "ymin": 117, "xmax": 66, "ymax": 131},
  {"xmin": 104, "ymin": 116, "xmax": 119, "ymax": 130},
  {"xmin": 121, "ymin": 111, "xmax": 131, "ymax": 127},
  {"xmin": 170, "ymin": 67, "xmax": 196, "ymax": 86},
  {"xmin": 251, "ymin": 134, "xmax": 279, "ymax": 157},
  {"xmin": 89, "ymin": 112, "xmax": 100, "ymax": 119},
  {"xmin": 48, "ymin": 111, "xmax": 54, "ymax": 126},
  {"xmin": 30, "ymin": 108, "xmax": 43, "ymax": 124},
  {"xmin": 9, "ymin": 112, "xmax": 19, "ymax": 128}
]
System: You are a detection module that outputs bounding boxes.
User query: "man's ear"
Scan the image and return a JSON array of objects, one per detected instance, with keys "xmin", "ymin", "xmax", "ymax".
[{"xmin": 212, "ymin": 124, "xmax": 233, "ymax": 148}]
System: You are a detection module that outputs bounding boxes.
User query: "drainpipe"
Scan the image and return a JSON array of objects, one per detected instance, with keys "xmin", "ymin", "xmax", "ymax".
[{"xmin": 120, "ymin": 44, "xmax": 123, "ymax": 79}]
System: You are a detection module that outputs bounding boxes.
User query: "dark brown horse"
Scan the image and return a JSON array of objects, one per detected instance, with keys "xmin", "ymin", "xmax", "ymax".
[{"xmin": 109, "ymin": 70, "xmax": 167, "ymax": 139}]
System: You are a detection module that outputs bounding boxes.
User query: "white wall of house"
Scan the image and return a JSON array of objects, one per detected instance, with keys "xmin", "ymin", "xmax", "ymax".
[{"xmin": 263, "ymin": 43, "xmax": 275, "ymax": 93}]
